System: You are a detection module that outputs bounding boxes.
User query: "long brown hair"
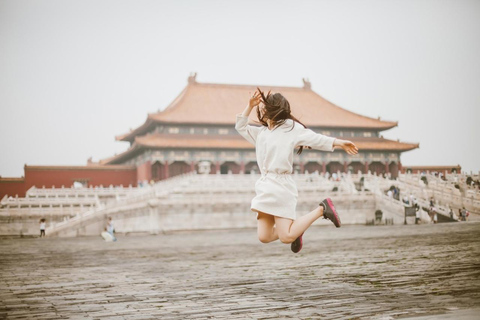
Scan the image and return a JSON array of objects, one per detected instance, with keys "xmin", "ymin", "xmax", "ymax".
[{"xmin": 256, "ymin": 87, "xmax": 308, "ymax": 154}]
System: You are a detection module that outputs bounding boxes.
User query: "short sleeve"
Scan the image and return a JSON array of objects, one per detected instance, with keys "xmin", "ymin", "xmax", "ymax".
[
  {"xmin": 235, "ymin": 114, "xmax": 261, "ymax": 146},
  {"xmin": 295, "ymin": 127, "xmax": 335, "ymax": 152}
]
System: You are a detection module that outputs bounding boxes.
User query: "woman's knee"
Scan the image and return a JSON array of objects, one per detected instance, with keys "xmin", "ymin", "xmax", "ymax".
[
  {"xmin": 258, "ymin": 233, "xmax": 271, "ymax": 243},
  {"xmin": 274, "ymin": 217, "xmax": 295, "ymax": 243},
  {"xmin": 278, "ymin": 233, "xmax": 295, "ymax": 244}
]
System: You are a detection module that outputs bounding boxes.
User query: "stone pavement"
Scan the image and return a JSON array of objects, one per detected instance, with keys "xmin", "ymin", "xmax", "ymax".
[{"xmin": 1, "ymin": 222, "xmax": 479, "ymax": 320}]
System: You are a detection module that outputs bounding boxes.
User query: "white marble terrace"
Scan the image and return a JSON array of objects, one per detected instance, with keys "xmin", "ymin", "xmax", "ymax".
[{"xmin": 1, "ymin": 170, "xmax": 478, "ymax": 236}]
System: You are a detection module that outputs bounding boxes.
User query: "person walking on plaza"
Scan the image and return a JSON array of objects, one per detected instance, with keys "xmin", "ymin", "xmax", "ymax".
[
  {"xmin": 39, "ymin": 218, "xmax": 46, "ymax": 238},
  {"xmin": 449, "ymin": 208, "xmax": 454, "ymax": 220},
  {"xmin": 107, "ymin": 217, "xmax": 117, "ymax": 241},
  {"xmin": 236, "ymin": 88, "xmax": 358, "ymax": 253}
]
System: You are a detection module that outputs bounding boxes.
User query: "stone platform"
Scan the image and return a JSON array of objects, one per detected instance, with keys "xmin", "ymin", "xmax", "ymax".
[{"xmin": 1, "ymin": 222, "xmax": 479, "ymax": 319}]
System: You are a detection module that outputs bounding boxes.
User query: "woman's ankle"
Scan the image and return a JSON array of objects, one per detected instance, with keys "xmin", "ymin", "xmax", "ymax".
[{"xmin": 317, "ymin": 205, "xmax": 324, "ymax": 218}]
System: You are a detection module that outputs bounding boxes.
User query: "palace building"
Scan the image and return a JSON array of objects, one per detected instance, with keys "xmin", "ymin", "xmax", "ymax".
[
  {"xmin": 1, "ymin": 74, "xmax": 424, "ymax": 198},
  {"xmin": 102, "ymin": 74, "xmax": 418, "ymax": 182}
]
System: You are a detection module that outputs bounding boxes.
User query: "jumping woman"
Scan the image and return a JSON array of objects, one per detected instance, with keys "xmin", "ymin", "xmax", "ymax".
[{"xmin": 235, "ymin": 88, "xmax": 359, "ymax": 253}]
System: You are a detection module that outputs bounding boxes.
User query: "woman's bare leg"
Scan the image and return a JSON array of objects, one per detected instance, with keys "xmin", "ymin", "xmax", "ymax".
[
  {"xmin": 257, "ymin": 212, "xmax": 279, "ymax": 243},
  {"xmin": 274, "ymin": 206, "xmax": 324, "ymax": 244}
]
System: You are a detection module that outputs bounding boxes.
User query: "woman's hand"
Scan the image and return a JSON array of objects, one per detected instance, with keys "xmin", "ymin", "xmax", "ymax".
[
  {"xmin": 334, "ymin": 139, "xmax": 359, "ymax": 155},
  {"xmin": 249, "ymin": 91, "xmax": 262, "ymax": 109},
  {"xmin": 241, "ymin": 91, "xmax": 262, "ymax": 117}
]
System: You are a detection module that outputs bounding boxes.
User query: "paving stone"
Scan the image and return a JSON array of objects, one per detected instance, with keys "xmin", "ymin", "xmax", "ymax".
[{"xmin": 0, "ymin": 223, "xmax": 479, "ymax": 319}]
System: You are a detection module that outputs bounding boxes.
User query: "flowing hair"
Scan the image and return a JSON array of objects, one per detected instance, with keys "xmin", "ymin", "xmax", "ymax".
[{"xmin": 255, "ymin": 87, "xmax": 309, "ymax": 154}]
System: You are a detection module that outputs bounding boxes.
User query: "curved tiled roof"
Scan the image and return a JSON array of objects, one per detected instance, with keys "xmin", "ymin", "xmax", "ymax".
[
  {"xmin": 118, "ymin": 80, "xmax": 397, "ymax": 142},
  {"xmin": 105, "ymin": 134, "xmax": 419, "ymax": 164}
]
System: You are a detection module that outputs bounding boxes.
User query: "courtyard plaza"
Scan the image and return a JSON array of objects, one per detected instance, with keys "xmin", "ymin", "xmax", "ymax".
[{"xmin": 0, "ymin": 222, "xmax": 479, "ymax": 319}]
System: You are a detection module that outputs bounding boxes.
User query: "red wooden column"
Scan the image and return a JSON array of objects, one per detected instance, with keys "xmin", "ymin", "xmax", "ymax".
[
  {"xmin": 365, "ymin": 161, "xmax": 369, "ymax": 174},
  {"xmin": 215, "ymin": 161, "xmax": 220, "ymax": 174},
  {"xmin": 385, "ymin": 161, "xmax": 390, "ymax": 175},
  {"xmin": 137, "ymin": 161, "xmax": 152, "ymax": 183},
  {"xmin": 299, "ymin": 162, "xmax": 305, "ymax": 174},
  {"xmin": 344, "ymin": 162, "xmax": 348, "ymax": 173},
  {"xmin": 322, "ymin": 161, "xmax": 326, "ymax": 174},
  {"xmin": 190, "ymin": 161, "xmax": 195, "ymax": 172},
  {"xmin": 164, "ymin": 162, "xmax": 169, "ymax": 179},
  {"xmin": 240, "ymin": 161, "xmax": 245, "ymax": 174}
]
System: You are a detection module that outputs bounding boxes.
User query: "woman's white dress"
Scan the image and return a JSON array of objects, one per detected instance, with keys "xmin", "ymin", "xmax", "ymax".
[{"xmin": 235, "ymin": 114, "xmax": 335, "ymax": 220}]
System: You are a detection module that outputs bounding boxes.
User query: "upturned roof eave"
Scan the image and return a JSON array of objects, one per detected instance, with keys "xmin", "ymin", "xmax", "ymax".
[
  {"xmin": 115, "ymin": 117, "xmax": 155, "ymax": 142},
  {"xmin": 360, "ymin": 145, "xmax": 419, "ymax": 152},
  {"xmin": 103, "ymin": 143, "xmax": 143, "ymax": 165},
  {"xmin": 115, "ymin": 84, "xmax": 192, "ymax": 142}
]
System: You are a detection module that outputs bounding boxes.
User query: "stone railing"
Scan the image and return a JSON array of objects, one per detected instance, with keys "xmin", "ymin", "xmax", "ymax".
[
  {"xmin": 0, "ymin": 195, "xmax": 99, "ymax": 210},
  {"xmin": 25, "ymin": 185, "xmax": 144, "ymax": 202}
]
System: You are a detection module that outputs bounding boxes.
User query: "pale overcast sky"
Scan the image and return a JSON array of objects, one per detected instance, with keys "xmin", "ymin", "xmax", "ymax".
[{"xmin": 1, "ymin": 0, "xmax": 479, "ymax": 177}]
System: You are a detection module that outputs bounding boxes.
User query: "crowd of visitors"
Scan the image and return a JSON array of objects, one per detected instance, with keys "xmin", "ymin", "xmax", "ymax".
[{"xmin": 387, "ymin": 183, "xmax": 474, "ymax": 224}]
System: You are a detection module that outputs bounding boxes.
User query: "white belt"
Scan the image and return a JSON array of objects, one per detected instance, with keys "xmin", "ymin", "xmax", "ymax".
[{"xmin": 260, "ymin": 171, "xmax": 292, "ymax": 181}]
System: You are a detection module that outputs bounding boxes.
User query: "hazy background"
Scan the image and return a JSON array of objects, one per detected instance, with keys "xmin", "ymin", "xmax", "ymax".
[{"xmin": 1, "ymin": 0, "xmax": 479, "ymax": 177}]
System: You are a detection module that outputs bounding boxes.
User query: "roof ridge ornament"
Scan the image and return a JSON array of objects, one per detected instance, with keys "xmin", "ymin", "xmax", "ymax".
[
  {"xmin": 302, "ymin": 78, "xmax": 311, "ymax": 90},
  {"xmin": 188, "ymin": 72, "xmax": 197, "ymax": 84}
]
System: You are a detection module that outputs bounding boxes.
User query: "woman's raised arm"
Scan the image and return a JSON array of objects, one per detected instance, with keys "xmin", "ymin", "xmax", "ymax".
[{"xmin": 235, "ymin": 91, "xmax": 263, "ymax": 146}]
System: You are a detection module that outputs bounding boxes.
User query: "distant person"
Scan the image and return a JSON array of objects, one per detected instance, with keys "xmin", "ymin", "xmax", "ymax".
[
  {"xmin": 415, "ymin": 207, "xmax": 421, "ymax": 224},
  {"xmin": 465, "ymin": 208, "xmax": 470, "ymax": 221},
  {"xmin": 461, "ymin": 207, "xmax": 467, "ymax": 221},
  {"xmin": 449, "ymin": 208, "xmax": 454, "ymax": 220},
  {"xmin": 236, "ymin": 88, "xmax": 358, "ymax": 253},
  {"xmin": 393, "ymin": 187, "xmax": 399, "ymax": 200},
  {"xmin": 107, "ymin": 217, "xmax": 117, "ymax": 241},
  {"xmin": 39, "ymin": 219, "xmax": 46, "ymax": 237},
  {"xmin": 428, "ymin": 208, "xmax": 435, "ymax": 223},
  {"xmin": 410, "ymin": 193, "xmax": 416, "ymax": 206}
]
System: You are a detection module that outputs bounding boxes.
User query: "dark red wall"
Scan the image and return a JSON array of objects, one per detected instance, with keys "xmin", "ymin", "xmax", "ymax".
[
  {"xmin": 0, "ymin": 179, "xmax": 26, "ymax": 198},
  {"xmin": 0, "ymin": 166, "xmax": 137, "ymax": 198}
]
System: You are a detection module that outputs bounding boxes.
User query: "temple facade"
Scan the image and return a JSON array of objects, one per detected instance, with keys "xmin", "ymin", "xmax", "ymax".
[{"xmin": 103, "ymin": 74, "xmax": 419, "ymax": 182}]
